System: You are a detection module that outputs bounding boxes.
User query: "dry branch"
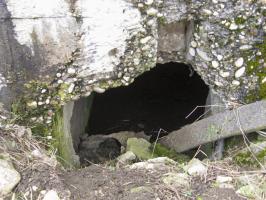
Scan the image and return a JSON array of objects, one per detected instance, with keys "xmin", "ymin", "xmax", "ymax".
[{"xmin": 159, "ymin": 100, "xmax": 266, "ymax": 152}]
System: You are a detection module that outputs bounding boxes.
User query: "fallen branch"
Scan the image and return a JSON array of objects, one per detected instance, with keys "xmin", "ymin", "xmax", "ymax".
[{"xmin": 159, "ymin": 100, "xmax": 266, "ymax": 152}]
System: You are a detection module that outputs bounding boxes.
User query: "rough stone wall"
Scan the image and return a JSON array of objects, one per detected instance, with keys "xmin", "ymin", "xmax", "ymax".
[{"xmin": 0, "ymin": 0, "xmax": 265, "ymax": 114}]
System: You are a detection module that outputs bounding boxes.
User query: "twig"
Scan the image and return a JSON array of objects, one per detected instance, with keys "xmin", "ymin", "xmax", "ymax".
[
  {"xmin": 152, "ymin": 128, "xmax": 168, "ymax": 157},
  {"xmin": 233, "ymin": 109, "xmax": 266, "ymax": 171},
  {"xmin": 186, "ymin": 104, "xmax": 225, "ymax": 119}
]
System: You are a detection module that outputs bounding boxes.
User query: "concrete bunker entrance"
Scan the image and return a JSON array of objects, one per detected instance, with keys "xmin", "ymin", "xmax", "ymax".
[
  {"xmin": 65, "ymin": 62, "xmax": 210, "ymax": 166},
  {"xmin": 88, "ymin": 62, "xmax": 209, "ymax": 138}
]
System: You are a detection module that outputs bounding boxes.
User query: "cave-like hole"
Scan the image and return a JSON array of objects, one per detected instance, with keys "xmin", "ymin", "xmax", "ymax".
[
  {"xmin": 76, "ymin": 62, "xmax": 210, "ymax": 166},
  {"xmin": 87, "ymin": 62, "xmax": 209, "ymax": 139}
]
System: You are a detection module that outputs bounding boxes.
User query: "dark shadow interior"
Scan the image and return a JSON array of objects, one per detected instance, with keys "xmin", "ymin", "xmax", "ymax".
[{"xmin": 87, "ymin": 62, "xmax": 209, "ymax": 140}]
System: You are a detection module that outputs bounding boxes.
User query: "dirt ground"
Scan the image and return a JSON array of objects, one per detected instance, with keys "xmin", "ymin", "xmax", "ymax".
[
  {"xmin": 10, "ymin": 153, "xmax": 248, "ymax": 200},
  {"xmin": 0, "ymin": 125, "xmax": 261, "ymax": 200},
  {"xmin": 60, "ymin": 164, "xmax": 246, "ymax": 200}
]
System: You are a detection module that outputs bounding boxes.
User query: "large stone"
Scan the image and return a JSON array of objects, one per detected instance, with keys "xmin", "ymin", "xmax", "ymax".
[
  {"xmin": 185, "ymin": 158, "xmax": 207, "ymax": 176},
  {"xmin": 162, "ymin": 173, "xmax": 190, "ymax": 188},
  {"xmin": 236, "ymin": 184, "xmax": 265, "ymax": 199},
  {"xmin": 0, "ymin": 154, "xmax": 21, "ymax": 196},
  {"xmin": 126, "ymin": 138, "xmax": 152, "ymax": 160},
  {"xmin": 215, "ymin": 176, "xmax": 234, "ymax": 189},
  {"xmin": 109, "ymin": 131, "xmax": 150, "ymax": 147},
  {"xmin": 116, "ymin": 151, "xmax": 136, "ymax": 165},
  {"xmin": 43, "ymin": 190, "xmax": 60, "ymax": 200},
  {"xmin": 130, "ymin": 157, "xmax": 177, "ymax": 170}
]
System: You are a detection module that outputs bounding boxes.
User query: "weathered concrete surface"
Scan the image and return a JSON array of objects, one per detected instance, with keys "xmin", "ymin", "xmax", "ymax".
[
  {"xmin": 203, "ymin": 89, "xmax": 227, "ymax": 160},
  {"xmin": 159, "ymin": 100, "xmax": 266, "ymax": 152},
  {"xmin": 0, "ymin": 0, "xmax": 265, "ymax": 113},
  {"xmin": 61, "ymin": 96, "xmax": 93, "ymax": 167},
  {"xmin": 69, "ymin": 95, "xmax": 94, "ymax": 152},
  {"xmin": 0, "ymin": 0, "xmax": 265, "ymax": 166}
]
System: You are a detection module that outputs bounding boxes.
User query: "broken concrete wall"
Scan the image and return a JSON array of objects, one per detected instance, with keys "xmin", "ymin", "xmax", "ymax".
[
  {"xmin": 0, "ymin": 0, "xmax": 265, "ymax": 113},
  {"xmin": 0, "ymin": 0, "xmax": 265, "ymax": 166}
]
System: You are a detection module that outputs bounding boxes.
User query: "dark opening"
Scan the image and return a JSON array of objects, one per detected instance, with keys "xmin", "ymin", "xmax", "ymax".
[{"xmin": 87, "ymin": 62, "xmax": 209, "ymax": 140}]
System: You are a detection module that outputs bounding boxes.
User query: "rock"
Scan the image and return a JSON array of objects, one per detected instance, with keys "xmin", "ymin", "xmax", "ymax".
[
  {"xmin": 126, "ymin": 138, "xmax": 152, "ymax": 160},
  {"xmin": 219, "ymin": 71, "xmax": 230, "ymax": 78},
  {"xmin": 140, "ymin": 36, "xmax": 152, "ymax": 44},
  {"xmin": 67, "ymin": 68, "xmax": 76, "ymax": 74},
  {"xmin": 229, "ymin": 23, "xmax": 238, "ymax": 30},
  {"xmin": 109, "ymin": 131, "xmax": 150, "ymax": 147},
  {"xmin": 236, "ymin": 185, "xmax": 264, "ymax": 199},
  {"xmin": 190, "ymin": 41, "xmax": 197, "ymax": 48},
  {"xmin": 215, "ymin": 176, "xmax": 234, "ymax": 189},
  {"xmin": 0, "ymin": 154, "xmax": 21, "ymax": 196},
  {"xmin": 162, "ymin": 173, "xmax": 190, "ymax": 188},
  {"xmin": 216, "ymin": 176, "xmax": 233, "ymax": 184},
  {"xmin": 235, "ymin": 67, "xmax": 246, "ymax": 78},
  {"xmin": 144, "ymin": 0, "xmax": 153, "ymax": 6},
  {"xmin": 130, "ymin": 186, "xmax": 152, "ymax": 193},
  {"xmin": 236, "ymin": 174, "xmax": 263, "ymax": 187},
  {"xmin": 27, "ymin": 101, "xmax": 37, "ymax": 108},
  {"xmin": 234, "ymin": 57, "xmax": 244, "ymax": 68},
  {"xmin": 189, "ymin": 48, "xmax": 196, "ymax": 57},
  {"xmin": 240, "ymin": 45, "xmax": 252, "ymax": 50},
  {"xmin": 130, "ymin": 157, "xmax": 177, "ymax": 170},
  {"xmin": 249, "ymin": 141, "xmax": 266, "ymax": 154},
  {"xmin": 43, "ymin": 190, "xmax": 60, "ymax": 200},
  {"xmin": 196, "ymin": 49, "xmax": 212, "ymax": 61},
  {"xmin": 31, "ymin": 149, "xmax": 43, "ymax": 159},
  {"xmin": 214, "ymin": 81, "xmax": 224, "ymax": 87},
  {"xmin": 185, "ymin": 158, "xmax": 207, "ymax": 176},
  {"xmin": 145, "ymin": 157, "xmax": 176, "ymax": 165},
  {"xmin": 217, "ymin": 183, "xmax": 235, "ymax": 189},
  {"xmin": 211, "ymin": 60, "xmax": 219, "ymax": 68},
  {"xmin": 116, "ymin": 151, "xmax": 136, "ymax": 165},
  {"xmin": 232, "ymin": 80, "xmax": 240, "ymax": 86},
  {"xmin": 216, "ymin": 55, "xmax": 223, "ymax": 61},
  {"xmin": 146, "ymin": 8, "xmax": 158, "ymax": 16}
]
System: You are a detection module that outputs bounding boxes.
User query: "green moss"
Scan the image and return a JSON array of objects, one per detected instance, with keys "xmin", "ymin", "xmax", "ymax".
[
  {"xmin": 57, "ymin": 83, "xmax": 71, "ymax": 102},
  {"xmin": 235, "ymin": 17, "xmax": 246, "ymax": 25},
  {"xmin": 31, "ymin": 123, "xmax": 49, "ymax": 137},
  {"xmin": 51, "ymin": 108, "xmax": 77, "ymax": 168},
  {"xmin": 234, "ymin": 147, "xmax": 266, "ymax": 167},
  {"xmin": 244, "ymin": 36, "xmax": 266, "ymax": 102},
  {"xmin": 152, "ymin": 143, "xmax": 190, "ymax": 163},
  {"xmin": 127, "ymin": 138, "xmax": 153, "ymax": 160},
  {"xmin": 98, "ymin": 79, "xmax": 123, "ymax": 89},
  {"xmin": 157, "ymin": 16, "xmax": 166, "ymax": 25}
]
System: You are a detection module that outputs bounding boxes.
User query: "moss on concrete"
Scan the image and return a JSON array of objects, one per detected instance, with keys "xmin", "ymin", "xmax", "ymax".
[
  {"xmin": 245, "ymin": 36, "xmax": 266, "ymax": 102},
  {"xmin": 51, "ymin": 107, "xmax": 78, "ymax": 168}
]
